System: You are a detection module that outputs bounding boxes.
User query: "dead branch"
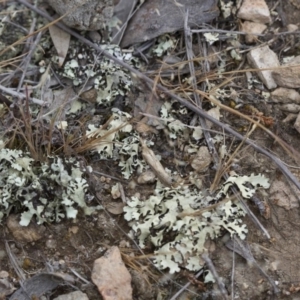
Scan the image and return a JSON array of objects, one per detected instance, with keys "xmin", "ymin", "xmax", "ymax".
[
  {"xmin": 17, "ymin": 29, "xmax": 43, "ymax": 93},
  {"xmin": 0, "ymin": 84, "xmax": 45, "ymax": 106},
  {"xmin": 202, "ymin": 252, "xmax": 229, "ymax": 300}
]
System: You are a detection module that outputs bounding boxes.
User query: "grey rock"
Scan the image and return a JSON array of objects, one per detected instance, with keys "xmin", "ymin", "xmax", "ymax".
[
  {"xmin": 247, "ymin": 46, "xmax": 279, "ymax": 89},
  {"xmin": 48, "ymin": 0, "xmax": 114, "ymax": 31},
  {"xmin": 121, "ymin": 0, "xmax": 219, "ymax": 47},
  {"xmin": 237, "ymin": 0, "xmax": 271, "ymax": 23},
  {"xmin": 272, "ymin": 56, "xmax": 300, "ymax": 88}
]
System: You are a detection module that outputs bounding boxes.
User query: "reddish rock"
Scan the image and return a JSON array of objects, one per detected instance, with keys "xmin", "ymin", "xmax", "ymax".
[
  {"xmin": 6, "ymin": 215, "xmax": 45, "ymax": 243},
  {"xmin": 91, "ymin": 246, "xmax": 132, "ymax": 300}
]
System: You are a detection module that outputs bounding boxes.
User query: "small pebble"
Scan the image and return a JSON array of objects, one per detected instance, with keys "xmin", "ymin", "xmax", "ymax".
[
  {"xmin": 46, "ymin": 239, "xmax": 57, "ymax": 249},
  {"xmin": 0, "ymin": 271, "xmax": 9, "ymax": 278},
  {"xmin": 69, "ymin": 226, "xmax": 79, "ymax": 234},
  {"xmin": 0, "ymin": 250, "xmax": 7, "ymax": 260},
  {"xmin": 137, "ymin": 170, "xmax": 156, "ymax": 184},
  {"xmin": 59, "ymin": 259, "xmax": 66, "ymax": 269}
]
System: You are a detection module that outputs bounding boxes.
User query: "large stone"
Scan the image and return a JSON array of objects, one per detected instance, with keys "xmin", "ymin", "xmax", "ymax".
[
  {"xmin": 48, "ymin": 0, "xmax": 114, "ymax": 31},
  {"xmin": 272, "ymin": 56, "xmax": 300, "ymax": 88},
  {"xmin": 247, "ymin": 46, "xmax": 279, "ymax": 89},
  {"xmin": 287, "ymin": 24, "xmax": 299, "ymax": 32},
  {"xmin": 271, "ymin": 88, "xmax": 300, "ymax": 104},
  {"xmin": 10, "ymin": 273, "xmax": 73, "ymax": 299},
  {"xmin": 121, "ymin": 0, "xmax": 219, "ymax": 47},
  {"xmin": 237, "ymin": 0, "xmax": 271, "ymax": 23},
  {"xmin": 91, "ymin": 246, "xmax": 132, "ymax": 300},
  {"xmin": 279, "ymin": 103, "xmax": 300, "ymax": 113}
]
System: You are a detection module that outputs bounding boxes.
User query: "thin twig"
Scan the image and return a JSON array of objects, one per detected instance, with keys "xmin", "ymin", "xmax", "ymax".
[
  {"xmin": 22, "ymin": 18, "xmax": 37, "ymax": 54},
  {"xmin": 111, "ymin": 0, "xmax": 139, "ymax": 45},
  {"xmin": 0, "ymin": 84, "xmax": 45, "ymax": 105},
  {"xmin": 191, "ymin": 28, "xmax": 300, "ymax": 37},
  {"xmin": 17, "ymin": 30, "xmax": 43, "ymax": 93},
  {"xmin": 202, "ymin": 253, "xmax": 228, "ymax": 300},
  {"xmin": 231, "ymin": 238, "xmax": 235, "ymax": 300},
  {"xmin": 5, "ymin": 241, "xmax": 33, "ymax": 299},
  {"xmin": 92, "ymin": 170, "xmax": 127, "ymax": 183},
  {"xmin": 169, "ymin": 269, "xmax": 204, "ymax": 300},
  {"xmin": 69, "ymin": 268, "xmax": 91, "ymax": 285},
  {"xmin": 5, "ymin": 241, "xmax": 26, "ymax": 282},
  {"xmin": 118, "ymin": 183, "xmax": 127, "ymax": 204},
  {"xmin": 0, "ymin": 67, "xmax": 40, "ymax": 86}
]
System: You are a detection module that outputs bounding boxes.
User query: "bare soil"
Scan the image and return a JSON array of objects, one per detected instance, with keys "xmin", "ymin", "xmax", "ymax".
[{"xmin": 1, "ymin": 0, "xmax": 300, "ymax": 299}]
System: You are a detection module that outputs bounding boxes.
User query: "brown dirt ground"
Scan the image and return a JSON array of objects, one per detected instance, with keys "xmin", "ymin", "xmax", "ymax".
[{"xmin": 1, "ymin": 0, "xmax": 300, "ymax": 299}]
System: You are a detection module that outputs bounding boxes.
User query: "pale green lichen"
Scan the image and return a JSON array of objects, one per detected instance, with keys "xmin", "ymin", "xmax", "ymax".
[
  {"xmin": 160, "ymin": 101, "xmax": 203, "ymax": 152},
  {"xmin": 203, "ymin": 33, "xmax": 219, "ymax": 45},
  {"xmin": 86, "ymin": 108, "xmax": 146, "ymax": 179},
  {"xmin": 59, "ymin": 42, "xmax": 138, "ymax": 106},
  {"xmin": 151, "ymin": 34, "xmax": 177, "ymax": 57},
  {"xmin": 0, "ymin": 149, "xmax": 99, "ymax": 226},
  {"xmin": 124, "ymin": 174, "xmax": 270, "ymax": 273}
]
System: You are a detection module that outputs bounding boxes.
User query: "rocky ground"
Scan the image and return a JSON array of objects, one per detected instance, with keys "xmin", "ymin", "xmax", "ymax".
[{"xmin": 1, "ymin": 0, "xmax": 300, "ymax": 299}]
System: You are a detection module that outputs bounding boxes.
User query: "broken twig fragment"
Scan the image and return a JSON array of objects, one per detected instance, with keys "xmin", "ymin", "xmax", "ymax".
[{"xmin": 140, "ymin": 138, "xmax": 173, "ymax": 186}]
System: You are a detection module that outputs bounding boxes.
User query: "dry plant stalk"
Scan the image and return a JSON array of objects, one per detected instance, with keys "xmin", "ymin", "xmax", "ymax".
[
  {"xmin": 203, "ymin": 92, "xmax": 300, "ymax": 163},
  {"xmin": 6, "ymin": 90, "xmax": 73, "ymax": 160},
  {"xmin": 73, "ymin": 118, "xmax": 133, "ymax": 154},
  {"xmin": 210, "ymin": 123, "xmax": 258, "ymax": 192},
  {"xmin": 140, "ymin": 138, "xmax": 173, "ymax": 186},
  {"xmin": 177, "ymin": 194, "xmax": 237, "ymax": 218},
  {"xmin": 16, "ymin": 87, "xmax": 39, "ymax": 160},
  {"xmin": 121, "ymin": 252, "xmax": 157, "ymax": 284}
]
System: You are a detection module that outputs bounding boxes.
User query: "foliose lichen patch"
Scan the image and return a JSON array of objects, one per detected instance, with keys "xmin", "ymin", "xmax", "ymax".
[
  {"xmin": 0, "ymin": 149, "xmax": 99, "ymax": 226},
  {"xmin": 124, "ymin": 174, "xmax": 270, "ymax": 273},
  {"xmin": 54, "ymin": 41, "xmax": 141, "ymax": 106}
]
